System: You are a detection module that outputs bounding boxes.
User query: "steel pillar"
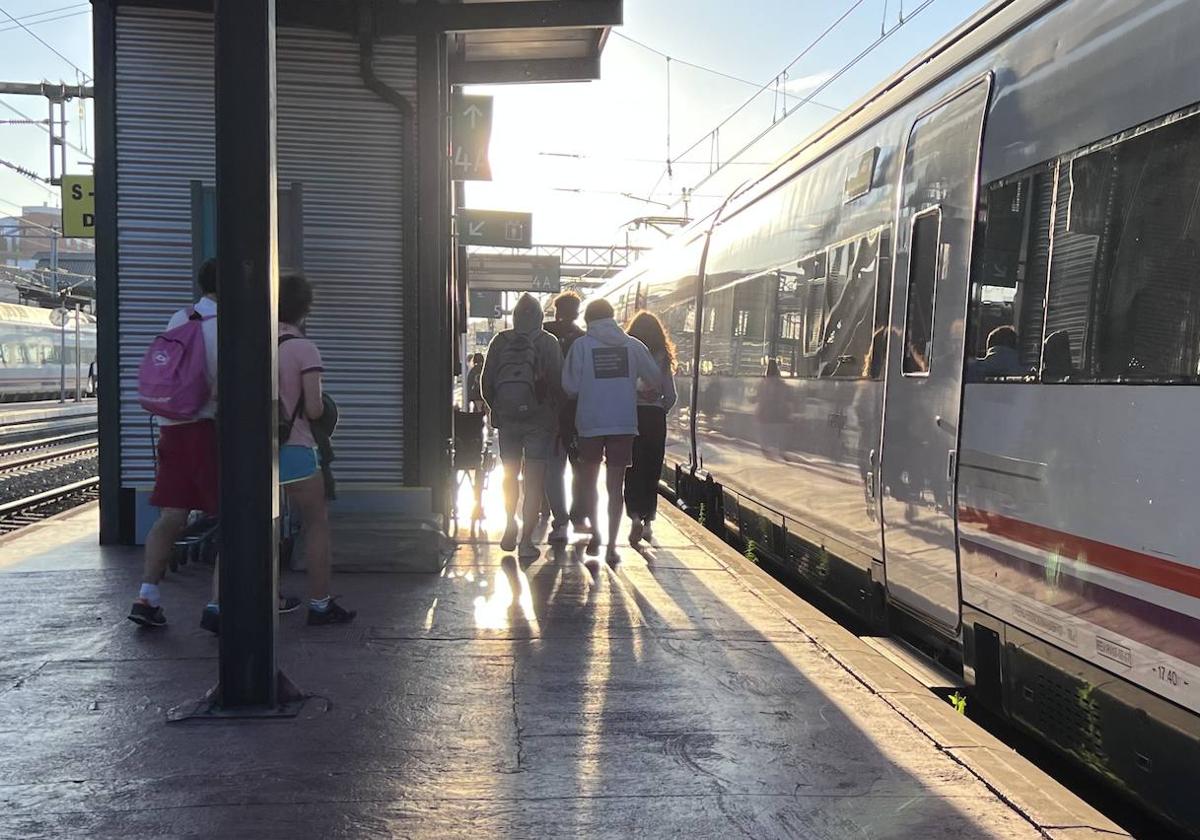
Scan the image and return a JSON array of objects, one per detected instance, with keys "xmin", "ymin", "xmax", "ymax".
[{"xmin": 213, "ymin": 0, "xmax": 280, "ymax": 710}]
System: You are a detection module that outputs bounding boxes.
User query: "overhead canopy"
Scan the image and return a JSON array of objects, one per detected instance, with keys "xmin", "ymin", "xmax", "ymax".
[{"xmin": 448, "ymin": 1, "xmax": 618, "ymax": 85}]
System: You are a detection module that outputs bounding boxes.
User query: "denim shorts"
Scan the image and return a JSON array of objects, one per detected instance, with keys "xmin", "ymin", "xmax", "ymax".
[
  {"xmin": 280, "ymin": 444, "xmax": 320, "ymax": 485},
  {"xmin": 498, "ymin": 423, "xmax": 553, "ymax": 463}
]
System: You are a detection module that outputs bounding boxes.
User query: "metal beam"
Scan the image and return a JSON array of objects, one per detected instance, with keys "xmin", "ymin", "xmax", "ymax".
[
  {"xmin": 214, "ymin": 0, "xmax": 279, "ymax": 710},
  {"xmin": 0, "ymin": 82, "xmax": 93, "ymax": 99},
  {"xmin": 408, "ymin": 1, "xmax": 621, "ymax": 33},
  {"xmin": 92, "ymin": 0, "xmax": 125, "ymax": 545},
  {"xmin": 450, "ymin": 57, "xmax": 601, "ymax": 85}
]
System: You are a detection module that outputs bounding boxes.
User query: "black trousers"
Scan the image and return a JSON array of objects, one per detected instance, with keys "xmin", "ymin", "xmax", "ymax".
[{"xmin": 625, "ymin": 406, "xmax": 667, "ymax": 521}]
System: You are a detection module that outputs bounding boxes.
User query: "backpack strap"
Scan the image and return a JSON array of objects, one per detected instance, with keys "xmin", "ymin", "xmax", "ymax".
[{"xmin": 278, "ymin": 334, "xmax": 305, "ymax": 441}]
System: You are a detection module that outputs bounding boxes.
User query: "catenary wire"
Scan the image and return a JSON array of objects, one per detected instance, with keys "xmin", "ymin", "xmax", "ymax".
[{"xmin": 0, "ymin": 2, "xmax": 91, "ymax": 81}]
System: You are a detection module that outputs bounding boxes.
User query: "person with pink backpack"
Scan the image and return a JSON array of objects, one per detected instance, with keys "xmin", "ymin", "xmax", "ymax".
[{"xmin": 127, "ymin": 260, "xmax": 222, "ymax": 628}]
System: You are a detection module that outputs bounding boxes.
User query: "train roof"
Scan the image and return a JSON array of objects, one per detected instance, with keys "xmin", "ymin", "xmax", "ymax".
[
  {"xmin": 0, "ymin": 302, "xmax": 97, "ymax": 327},
  {"xmin": 597, "ymin": 0, "xmax": 1054, "ymax": 298}
]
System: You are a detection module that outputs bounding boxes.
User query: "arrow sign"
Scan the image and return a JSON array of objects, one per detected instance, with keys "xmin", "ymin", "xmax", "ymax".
[
  {"xmin": 451, "ymin": 93, "xmax": 493, "ymax": 181},
  {"xmin": 458, "ymin": 209, "xmax": 533, "ymax": 248}
]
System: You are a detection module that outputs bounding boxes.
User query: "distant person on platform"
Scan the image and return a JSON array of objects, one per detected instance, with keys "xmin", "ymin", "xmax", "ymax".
[
  {"xmin": 481, "ymin": 293, "xmax": 563, "ymax": 560},
  {"xmin": 128, "ymin": 259, "xmax": 220, "ymax": 628},
  {"xmin": 562, "ymin": 298, "xmax": 663, "ymax": 564},
  {"xmin": 542, "ymin": 291, "xmax": 586, "ymax": 543},
  {"xmin": 465, "ymin": 352, "xmax": 485, "ymax": 411}
]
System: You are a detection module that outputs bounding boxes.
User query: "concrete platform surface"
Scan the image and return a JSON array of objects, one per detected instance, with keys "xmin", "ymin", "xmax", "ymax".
[{"xmin": 0, "ymin": 491, "xmax": 1127, "ymax": 839}]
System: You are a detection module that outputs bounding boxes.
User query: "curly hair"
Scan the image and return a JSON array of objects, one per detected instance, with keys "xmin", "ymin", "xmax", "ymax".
[{"xmin": 626, "ymin": 310, "xmax": 676, "ymax": 371}]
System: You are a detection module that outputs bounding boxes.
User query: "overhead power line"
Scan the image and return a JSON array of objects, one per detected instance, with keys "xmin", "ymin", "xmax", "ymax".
[
  {"xmin": 611, "ymin": 31, "xmax": 842, "ymax": 114},
  {"xmin": 0, "ymin": 98, "xmax": 92, "ymax": 160},
  {"xmin": 0, "ymin": 3, "xmax": 91, "ymax": 82},
  {"xmin": 0, "ymin": 9, "xmax": 91, "ymax": 36},
  {"xmin": 682, "ymin": 0, "xmax": 939, "ymax": 201},
  {"xmin": 0, "ymin": 156, "xmax": 50, "ymax": 184},
  {"xmin": 646, "ymin": 0, "xmax": 869, "ymax": 202}
]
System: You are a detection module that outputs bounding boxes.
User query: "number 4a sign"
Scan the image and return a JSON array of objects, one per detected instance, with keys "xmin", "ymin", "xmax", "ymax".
[{"xmin": 451, "ymin": 93, "xmax": 493, "ymax": 182}]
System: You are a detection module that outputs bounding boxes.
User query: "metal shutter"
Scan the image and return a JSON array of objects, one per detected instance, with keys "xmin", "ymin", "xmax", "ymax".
[{"xmin": 115, "ymin": 8, "xmax": 415, "ymax": 490}]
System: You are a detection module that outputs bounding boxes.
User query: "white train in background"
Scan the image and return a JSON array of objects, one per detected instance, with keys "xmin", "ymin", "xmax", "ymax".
[
  {"xmin": 597, "ymin": 0, "xmax": 1200, "ymax": 832},
  {"xmin": 0, "ymin": 302, "xmax": 97, "ymax": 401}
]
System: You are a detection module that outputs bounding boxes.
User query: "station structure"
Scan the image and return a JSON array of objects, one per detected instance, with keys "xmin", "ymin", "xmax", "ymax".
[{"xmin": 92, "ymin": 0, "xmax": 621, "ymax": 550}]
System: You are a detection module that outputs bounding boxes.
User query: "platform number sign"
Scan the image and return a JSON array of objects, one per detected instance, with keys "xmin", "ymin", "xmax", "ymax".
[
  {"xmin": 61, "ymin": 174, "xmax": 95, "ymax": 238},
  {"xmin": 451, "ymin": 93, "xmax": 493, "ymax": 181}
]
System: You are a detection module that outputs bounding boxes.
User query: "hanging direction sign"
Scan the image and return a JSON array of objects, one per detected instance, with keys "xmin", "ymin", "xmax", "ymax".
[
  {"xmin": 468, "ymin": 289, "xmax": 503, "ymax": 319},
  {"xmin": 451, "ymin": 93, "xmax": 493, "ymax": 181},
  {"xmin": 61, "ymin": 174, "xmax": 95, "ymax": 238},
  {"xmin": 458, "ymin": 209, "xmax": 532, "ymax": 248},
  {"xmin": 468, "ymin": 253, "xmax": 561, "ymax": 293}
]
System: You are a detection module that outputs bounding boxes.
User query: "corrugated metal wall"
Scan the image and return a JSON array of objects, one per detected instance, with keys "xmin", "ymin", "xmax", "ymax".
[{"xmin": 115, "ymin": 8, "xmax": 415, "ymax": 492}]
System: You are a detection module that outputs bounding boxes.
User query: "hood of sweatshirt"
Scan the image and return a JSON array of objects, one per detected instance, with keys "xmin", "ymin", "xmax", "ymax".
[
  {"xmin": 586, "ymin": 317, "xmax": 629, "ymax": 346},
  {"xmin": 513, "ymin": 293, "xmax": 544, "ymax": 334}
]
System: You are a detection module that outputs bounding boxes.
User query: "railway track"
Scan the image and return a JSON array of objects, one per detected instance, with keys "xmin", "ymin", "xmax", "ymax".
[{"xmin": 0, "ymin": 408, "xmax": 100, "ymax": 535}]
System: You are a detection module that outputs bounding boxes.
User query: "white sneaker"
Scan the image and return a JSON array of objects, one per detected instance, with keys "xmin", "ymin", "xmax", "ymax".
[
  {"xmin": 642, "ymin": 520, "xmax": 654, "ymax": 542},
  {"xmin": 548, "ymin": 524, "xmax": 569, "ymax": 544},
  {"xmin": 500, "ymin": 520, "xmax": 518, "ymax": 552},
  {"xmin": 628, "ymin": 519, "xmax": 644, "ymax": 545}
]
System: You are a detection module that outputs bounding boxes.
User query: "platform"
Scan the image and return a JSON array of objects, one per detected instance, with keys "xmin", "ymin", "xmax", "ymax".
[
  {"xmin": 0, "ymin": 400, "xmax": 96, "ymax": 426},
  {"xmin": 0, "ymin": 479, "xmax": 1128, "ymax": 838}
]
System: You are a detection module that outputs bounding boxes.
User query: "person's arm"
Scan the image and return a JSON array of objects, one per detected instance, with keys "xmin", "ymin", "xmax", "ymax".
[
  {"xmin": 541, "ymin": 335, "xmax": 564, "ymax": 401},
  {"xmin": 302, "ymin": 370, "xmax": 324, "ymax": 419},
  {"xmin": 297, "ymin": 339, "xmax": 325, "ymax": 420},
  {"xmin": 633, "ymin": 341, "xmax": 662, "ymax": 392},
  {"xmin": 479, "ymin": 335, "xmax": 502, "ymax": 407},
  {"xmin": 661, "ymin": 359, "xmax": 678, "ymax": 411},
  {"xmin": 561, "ymin": 340, "xmax": 582, "ymax": 397}
]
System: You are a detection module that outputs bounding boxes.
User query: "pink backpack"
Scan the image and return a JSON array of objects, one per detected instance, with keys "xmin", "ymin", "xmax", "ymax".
[{"xmin": 137, "ymin": 308, "xmax": 214, "ymax": 420}]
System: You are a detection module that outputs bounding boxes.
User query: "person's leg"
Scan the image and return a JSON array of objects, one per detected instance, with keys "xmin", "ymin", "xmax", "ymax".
[
  {"xmin": 603, "ymin": 436, "xmax": 634, "ymax": 560},
  {"xmin": 497, "ymin": 426, "xmax": 521, "ymax": 551},
  {"xmin": 575, "ymin": 436, "xmax": 603, "ymax": 555},
  {"xmin": 142, "ymin": 507, "xmax": 188, "ymax": 586},
  {"xmin": 642, "ymin": 410, "xmax": 668, "ymax": 539},
  {"xmin": 543, "ymin": 436, "xmax": 569, "ymax": 531},
  {"xmin": 625, "ymin": 423, "xmax": 648, "ymax": 544},
  {"xmin": 284, "ymin": 472, "xmax": 355, "ymax": 624},
  {"xmin": 519, "ymin": 460, "xmax": 546, "ymax": 557}
]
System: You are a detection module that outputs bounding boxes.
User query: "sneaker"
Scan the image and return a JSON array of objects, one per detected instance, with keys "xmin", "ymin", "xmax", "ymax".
[
  {"xmin": 642, "ymin": 520, "xmax": 654, "ymax": 542},
  {"xmin": 586, "ymin": 536, "xmax": 601, "ymax": 557},
  {"xmin": 501, "ymin": 520, "xmax": 519, "ymax": 552},
  {"xmin": 127, "ymin": 599, "xmax": 166, "ymax": 628},
  {"xmin": 200, "ymin": 605, "xmax": 220, "ymax": 635},
  {"xmin": 278, "ymin": 595, "xmax": 303, "ymax": 614},
  {"xmin": 307, "ymin": 598, "xmax": 357, "ymax": 626},
  {"xmin": 628, "ymin": 519, "xmax": 644, "ymax": 545},
  {"xmin": 606, "ymin": 547, "xmax": 620, "ymax": 565},
  {"xmin": 518, "ymin": 542, "xmax": 540, "ymax": 561},
  {"xmin": 548, "ymin": 524, "xmax": 569, "ymax": 543}
]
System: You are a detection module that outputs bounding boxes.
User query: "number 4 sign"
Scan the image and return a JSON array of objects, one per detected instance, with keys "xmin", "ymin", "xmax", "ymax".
[{"xmin": 451, "ymin": 93, "xmax": 493, "ymax": 182}]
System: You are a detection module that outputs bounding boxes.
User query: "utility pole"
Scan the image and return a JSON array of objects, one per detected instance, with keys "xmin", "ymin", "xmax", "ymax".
[{"xmin": 0, "ymin": 81, "xmax": 93, "ymax": 186}]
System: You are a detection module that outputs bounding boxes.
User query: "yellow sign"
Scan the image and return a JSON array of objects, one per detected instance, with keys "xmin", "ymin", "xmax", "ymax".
[{"xmin": 61, "ymin": 174, "xmax": 95, "ymax": 238}]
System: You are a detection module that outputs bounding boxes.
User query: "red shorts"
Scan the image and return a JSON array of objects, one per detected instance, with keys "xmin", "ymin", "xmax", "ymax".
[
  {"xmin": 149, "ymin": 420, "xmax": 219, "ymax": 514},
  {"xmin": 577, "ymin": 434, "xmax": 635, "ymax": 468}
]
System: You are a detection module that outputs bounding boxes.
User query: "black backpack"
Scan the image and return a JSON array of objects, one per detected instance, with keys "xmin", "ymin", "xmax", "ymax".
[{"xmin": 490, "ymin": 333, "xmax": 541, "ymax": 422}]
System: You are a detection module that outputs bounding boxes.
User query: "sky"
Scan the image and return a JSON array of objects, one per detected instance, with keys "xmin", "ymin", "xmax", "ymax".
[{"xmin": 0, "ymin": 0, "xmax": 991, "ymax": 245}]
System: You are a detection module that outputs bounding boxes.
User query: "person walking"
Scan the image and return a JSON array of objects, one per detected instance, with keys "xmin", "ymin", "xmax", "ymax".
[
  {"xmin": 128, "ymin": 259, "xmax": 220, "ymax": 628},
  {"xmin": 465, "ymin": 352, "xmax": 485, "ymax": 411},
  {"xmin": 562, "ymin": 298, "xmax": 663, "ymax": 563},
  {"xmin": 481, "ymin": 293, "xmax": 563, "ymax": 559},
  {"xmin": 624, "ymin": 311, "xmax": 677, "ymax": 545},
  {"xmin": 542, "ymin": 291, "xmax": 585, "ymax": 542},
  {"xmin": 275, "ymin": 271, "xmax": 356, "ymax": 625}
]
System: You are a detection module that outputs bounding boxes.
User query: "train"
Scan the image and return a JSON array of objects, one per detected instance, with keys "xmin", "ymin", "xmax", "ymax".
[
  {"xmin": 595, "ymin": 0, "xmax": 1200, "ymax": 831},
  {"xmin": 0, "ymin": 301, "xmax": 97, "ymax": 401}
]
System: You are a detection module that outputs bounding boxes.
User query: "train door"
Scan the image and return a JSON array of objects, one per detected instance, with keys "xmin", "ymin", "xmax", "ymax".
[{"xmin": 879, "ymin": 76, "xmax": 990, "ymax": 632}]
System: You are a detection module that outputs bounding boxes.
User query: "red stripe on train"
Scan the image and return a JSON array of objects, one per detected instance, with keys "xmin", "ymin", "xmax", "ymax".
[{"xmin": 957, "ymin": 506, "xmax": 1200, "ymax": 600}]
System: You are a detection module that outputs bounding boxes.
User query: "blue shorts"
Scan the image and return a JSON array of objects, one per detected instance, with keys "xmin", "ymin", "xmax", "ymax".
[{"xmin": 280, "ymin": 445, "xmax": 320, "ymax": 485}]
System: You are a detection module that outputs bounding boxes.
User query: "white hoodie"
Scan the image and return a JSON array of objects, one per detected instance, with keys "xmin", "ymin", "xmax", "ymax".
[{"xmin": 562, "ymin": 317, "xmax": 662, "ymax": 437}]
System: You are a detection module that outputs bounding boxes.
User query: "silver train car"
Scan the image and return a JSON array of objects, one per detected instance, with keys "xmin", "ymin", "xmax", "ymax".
[
  {"xmin": 597, "ymin": 0, "xmax": 1200, "ymax": 830},
  {"xmin": 0, "ymin": 302, "xmax": 97, "ymax": 401}
]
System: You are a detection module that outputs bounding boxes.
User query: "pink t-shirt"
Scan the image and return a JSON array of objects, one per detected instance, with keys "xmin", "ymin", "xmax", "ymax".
[{"xmin": 278, "ymin": 323, "xmax": 323, "ymax": 448}]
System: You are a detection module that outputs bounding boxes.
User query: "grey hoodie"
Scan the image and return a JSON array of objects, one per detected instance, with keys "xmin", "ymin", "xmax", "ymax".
[
  {"xmin": 481, "ymin": 294, "xmax": 563, "ymax": 430},
  {"xmin": 562, "ymin": 317, "xmax": 662, "ymax": 437}
]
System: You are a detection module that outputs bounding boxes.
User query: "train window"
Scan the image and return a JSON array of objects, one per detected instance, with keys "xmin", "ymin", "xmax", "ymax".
[
  {"xmin": 1041, "ymin": 110, "xmax": 1200, "ymax": 383},
  {"xmin": 903, "ymin": 209, "xmax": 942, "ymax": 375},
  {"xmin": 820, "ymin": 228, "xmax": 886, "ymax": 378},
  {"xmin": 967, "ymin": 166, "xmax": 1053, "ymax": 381},
  {"xmin": 772, "ymin": 250, "xmax": 825, "ymax": 377}
]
